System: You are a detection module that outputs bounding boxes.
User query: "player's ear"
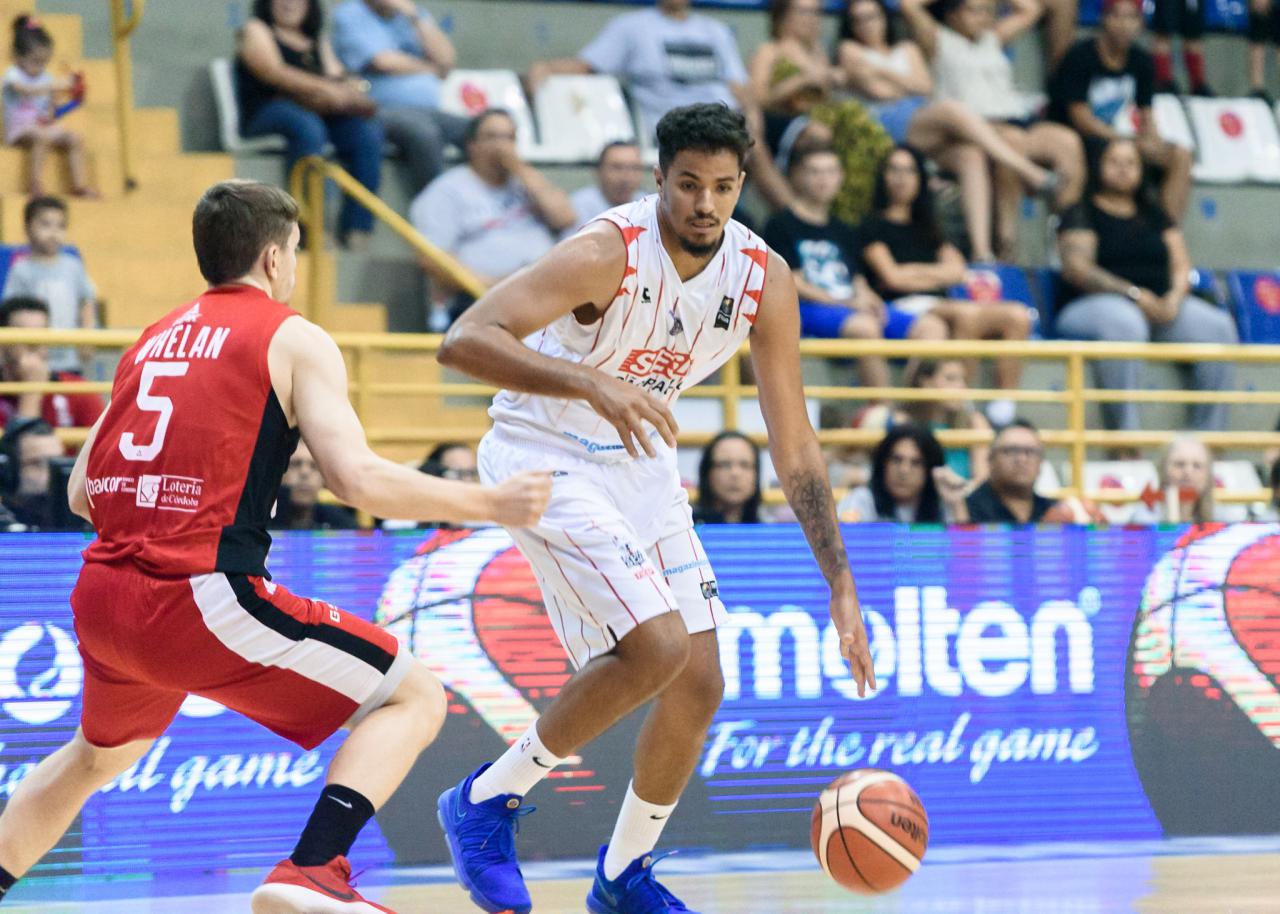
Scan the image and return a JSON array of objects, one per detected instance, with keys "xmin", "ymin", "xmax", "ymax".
[
  {"xmin": 263, "ymin": 242, "xmax": 280, "ymax": 281},
  {"xmin": 653, "ymin": 164, "xmax": 664, "ymax": 191}
]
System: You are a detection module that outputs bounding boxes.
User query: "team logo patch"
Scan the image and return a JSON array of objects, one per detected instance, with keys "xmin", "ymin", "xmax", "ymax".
[
  {"xmin": 641, "ymin": 287, "xmax": 652, "ymax": 304},
  {"xmin": 701, "ymin": 580, "xmax": 719, "ymax": 600},
  {"xmin": 669, "ymin": 313, "xmax": 684, "ymax": 336},
  {"xmin": 619, "ymin": 542, "xmax": 647, "ymax": 570},
  {"xmin": 714, "ymin": 295, "xmax": 735, "ymax": 330}
]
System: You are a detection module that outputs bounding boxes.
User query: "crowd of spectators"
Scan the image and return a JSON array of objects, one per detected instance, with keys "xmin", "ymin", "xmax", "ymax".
[{"xmin": 2, "ymin": 0, "xmax": 1276, "ymax": 530}]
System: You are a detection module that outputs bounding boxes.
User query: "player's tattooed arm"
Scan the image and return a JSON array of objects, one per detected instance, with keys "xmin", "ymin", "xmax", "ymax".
[{"xmin": 784, "ymin": 465, "xmax": 853, "ymax": 591}]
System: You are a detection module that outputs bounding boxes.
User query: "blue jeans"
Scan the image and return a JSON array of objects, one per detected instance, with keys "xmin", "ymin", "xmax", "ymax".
[{"xmin": 243, "ymin": 98, "xmax": 384, "ymax": 236}]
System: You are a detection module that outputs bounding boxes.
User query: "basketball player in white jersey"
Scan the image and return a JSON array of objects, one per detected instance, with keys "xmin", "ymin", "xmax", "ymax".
[{"xmin": 435, "ymin": 103, "xmax": 876, "ymax": 914}]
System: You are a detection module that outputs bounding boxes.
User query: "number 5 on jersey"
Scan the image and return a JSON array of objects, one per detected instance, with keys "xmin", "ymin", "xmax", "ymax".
[{"xmin": 119, "ymin": 361, "xmax": 190, "ymax": 462}]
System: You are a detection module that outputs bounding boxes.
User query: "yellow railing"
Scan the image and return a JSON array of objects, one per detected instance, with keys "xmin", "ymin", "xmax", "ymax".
[
  {"xmin": 2, "ymin": 329, "xmax": 1277, "ymax": 504},
  {"xmin": 107, "ymin": 0, "xmax": 145, "ymax": 191},
  {"xmin": 288, "ymin": 156, "xmax": 484, "ymax": 323}
]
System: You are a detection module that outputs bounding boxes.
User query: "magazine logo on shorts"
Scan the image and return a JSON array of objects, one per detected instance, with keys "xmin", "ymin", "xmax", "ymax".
[
  {"xmin": 136, "ymin": 474, "xmax": 204, "ymax": 512},
  {"xmin": 617, "ymin": 347, "xmax": 692, "ymax": 381}
]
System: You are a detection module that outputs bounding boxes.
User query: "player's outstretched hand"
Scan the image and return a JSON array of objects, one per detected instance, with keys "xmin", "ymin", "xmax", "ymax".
[
  {"xmin": 835, "ymin": 602, "xmax": 877, "ymax": 698},
  {"xmin": 489, "ymin": 471, "xmax": 553, "ymax": 527},
  {"xmin": 586, "ymin": 375, "xmax": 680, "ymax": 459}
]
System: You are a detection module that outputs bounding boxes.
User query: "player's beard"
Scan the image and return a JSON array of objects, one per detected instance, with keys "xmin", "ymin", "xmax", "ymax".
[{"xmin": 678, "ymin": 229, "xmax": 723, "ymax": 258}]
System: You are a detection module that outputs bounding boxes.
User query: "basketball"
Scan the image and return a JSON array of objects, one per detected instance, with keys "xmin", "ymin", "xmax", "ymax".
[{"xmin": 810, "ymin": 769, "xmax": 929, "ymax": 895}]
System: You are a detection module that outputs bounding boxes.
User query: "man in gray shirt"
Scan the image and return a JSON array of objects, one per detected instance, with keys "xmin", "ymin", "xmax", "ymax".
[
  {"xmin": 527, "ymin": 0, "xmax": 751, "ymax": 139},
  {"xmin": 409, "ymin": 109, "xmax": 576, "ymax": 319},
  {"xmin": 2, "ymin": 197, "xmax": 96, "ymax": 373},
  {"xmin": 570, "ymin": 141, "xmax": 648, "ymax": 230}
]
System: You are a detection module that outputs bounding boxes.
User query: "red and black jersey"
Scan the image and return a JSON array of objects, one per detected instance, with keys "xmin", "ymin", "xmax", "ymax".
[{"xmin": 82, "ymin": 285, "xmax": 301, "ymax": 577}]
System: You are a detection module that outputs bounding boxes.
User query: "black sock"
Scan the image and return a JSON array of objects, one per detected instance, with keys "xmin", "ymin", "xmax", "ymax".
[
  {"xmin": 0, "ymin": 864, "xmax": 17, "ymax": 897},
  {"xmin": 290, "ymin": 784, "xmax": 375, "ymax": 867}
]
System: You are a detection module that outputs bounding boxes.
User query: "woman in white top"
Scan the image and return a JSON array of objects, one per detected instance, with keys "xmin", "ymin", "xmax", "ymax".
[
  {"xmin": 900, "ymin": 0, "xmax": 1084, "ymax": 259},
  {"xmin": 837, "ymin": 0, "xmax": 1058, "ymax": 261}
]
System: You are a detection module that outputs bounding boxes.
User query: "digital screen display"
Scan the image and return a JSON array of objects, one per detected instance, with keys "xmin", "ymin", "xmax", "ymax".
[{"xmin": 2, "ymin": 524, "xmax": 1276, "ymax": 879}]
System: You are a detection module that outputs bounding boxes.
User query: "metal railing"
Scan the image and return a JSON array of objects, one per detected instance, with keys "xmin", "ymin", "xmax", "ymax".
[
  {"xmin": 107, "ymin": 0, "xmax": 145, "ymax": 191},
  {"xmin": 2, "ymin": 328, "xmax": 1278, "ymax": 506},
  {"xmin": 288, "ymin": 156, "xmax": 484, "ymax": 324}
]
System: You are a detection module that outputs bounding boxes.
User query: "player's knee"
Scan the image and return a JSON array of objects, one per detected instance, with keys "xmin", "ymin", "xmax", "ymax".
[
  {"xmin": 395, "ymin": 661, "xmax": 448, "ymax": 750},
  {"xmin": 681, "ymin": 656, "xmax": 726, "ymax": 721},
  {"xmin": 621, "ymin": 614, "xmax": 691, "ymax": 692}
]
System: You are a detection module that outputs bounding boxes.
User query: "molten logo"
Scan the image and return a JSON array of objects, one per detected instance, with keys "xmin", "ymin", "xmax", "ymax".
[{"xmin": 617, "ymin": 347, "xmax": 692, "ymax": 380}]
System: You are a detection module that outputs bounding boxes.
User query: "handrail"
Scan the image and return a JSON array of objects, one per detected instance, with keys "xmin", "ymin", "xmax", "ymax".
[
  {"xmin": 288, "ymin": 156, "xmax": 485, "ymax": 323},
  {"xmin": 3, "ymin": 328, "xmax": 1278, "ymax": 506},
  {"xmin": 107, "ymin": 0, "xmax": 145, "ymax": 191}
]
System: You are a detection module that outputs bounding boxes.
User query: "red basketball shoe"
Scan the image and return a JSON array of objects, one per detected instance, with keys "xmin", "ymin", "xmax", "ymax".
[{"xmin": 251, "ymin": 856, "xmax": 397, "ymax": 914}]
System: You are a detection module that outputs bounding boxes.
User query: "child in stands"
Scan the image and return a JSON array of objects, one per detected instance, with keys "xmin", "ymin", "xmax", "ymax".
[{"xmin": 3, "ymin": 15, "xmax": 96, "ymax": 198}]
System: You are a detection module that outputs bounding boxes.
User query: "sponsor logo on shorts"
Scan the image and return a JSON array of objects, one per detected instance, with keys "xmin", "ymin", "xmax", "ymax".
[
  {"xmin": 701, "ymin": 580, "xmax": 719, "ymax": 600},
  {"xmin": 617, "ymin": 346, "xmax": 692, "ymax": 380},
  {"xmin": 135, "ymin": 474, "xmax": 204, "ymax": 513}
]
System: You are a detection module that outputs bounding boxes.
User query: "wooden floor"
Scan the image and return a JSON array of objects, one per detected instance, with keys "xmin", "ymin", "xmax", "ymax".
[{"xmin": 10, "ymin": 843, "xmax": 1280, "ymax": 913}]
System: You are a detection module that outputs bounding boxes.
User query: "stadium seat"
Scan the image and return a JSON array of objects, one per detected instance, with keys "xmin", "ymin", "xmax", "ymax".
[
  {"xmin": 1189, "ymin": 266, "xmax": 1224, "ymax": 306},
  {"xmin": 209, "ymin": 58, "xmax": 287, "ymax": 155},
  {"xmin": 1032, "ymin": 268, "xmax": 1062, "ymax": 339},
  {"xmin": 533, "ymin": 75, "xmax": 636, "ymax": 164},
  {"xmin": 947, "ymin": 263, "xmax": 1041, "ymax": 337},
  {"xmin": 440, "ymin": 69, "xmax": 543, "ymax": 161},
  {"xmin": 1213, "ymin": 460, "xmax": 1264, "ymax": 522},
  {"xmin": 1226, "ymin": 270, "xmax": 1280, "ymax": 342},
  {"xmin": 0, "ymin": 245, "xmax": 18, "ymax": 292},
  {"xmin": 1187, "ymin": 97, "xmax": 1280, "ymax": 183},
  {"xmin": 1203, "ymin": 0, "xmax": 1249, "ymax": 32},
  {"xmin": 1078, "ymin": 459, "xmax": 1159, "ymax": 525},
  {"xmin": 1111, "ymin": 94, "xmax": 1196, "ymax": 152}
]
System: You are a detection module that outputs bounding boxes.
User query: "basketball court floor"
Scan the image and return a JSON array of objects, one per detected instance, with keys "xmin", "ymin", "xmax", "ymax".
[{"xmin": 8, "ymin": 838, "xmax": 1279, "ymax": 914}]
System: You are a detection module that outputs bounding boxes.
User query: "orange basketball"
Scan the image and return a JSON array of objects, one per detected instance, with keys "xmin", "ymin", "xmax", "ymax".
[{"xmin": 810, "ymin": 769, "xmax": 929, "ymax": 894}]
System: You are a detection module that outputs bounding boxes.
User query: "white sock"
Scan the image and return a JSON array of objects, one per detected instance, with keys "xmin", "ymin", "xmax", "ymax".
[
  {"xmin": 469, "ymin": 721, "xmax": 565, "ymax": 804},
  {"xmin": 603, "ymin": 782, "xmax": 677, "ymax": 881}
]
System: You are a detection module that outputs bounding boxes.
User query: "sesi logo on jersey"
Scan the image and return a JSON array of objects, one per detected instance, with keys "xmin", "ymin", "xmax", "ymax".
[{"xmin": 617, "ymin": 347, "xmax": 693, "ymax": 380}]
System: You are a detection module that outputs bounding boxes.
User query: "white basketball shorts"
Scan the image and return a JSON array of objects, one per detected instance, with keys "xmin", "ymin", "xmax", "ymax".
[{"xmin": 477, "ymin": 428, "xmax": 725, "ymax": 669}]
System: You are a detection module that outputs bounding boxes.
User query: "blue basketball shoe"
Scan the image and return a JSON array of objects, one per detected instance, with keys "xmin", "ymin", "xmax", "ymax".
[
  {"xmin": 586, "ymin": 845, "xmax": 702, "ymax": 914},
  {"xmin": 437, "ymin": 764, "xmax": 535, "ymax": 914}
]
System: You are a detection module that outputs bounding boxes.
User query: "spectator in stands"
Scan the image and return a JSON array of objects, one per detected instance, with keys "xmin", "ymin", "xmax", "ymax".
[
  {"xmin": 694, "ymin": 431, "xmax": 762, "ymax": 524},
  {"xmin": 898, "ymin": 0, "xmax": 1085, "ymax": 258},
  {"xmin": 0, "ymin": 417, "xmax": 65, "ymax": 529},
  {"xmin": 330, "ymin": 0, "xmax": 468, "ymax": 194},
  {"xmin": 528, "ymin": 1, "xmax": 796, "ymax": 210},
  {"xmin": 748, "ymin": 0, "xmax": 896, "ymax": 222},
  {"xmin": 529, "ymin": 0, "xmax": 751, "ymax": 140},
  {"xmin": 961, "ymin": 419, "xmax": 1058, "ymax": 522},
  {"xmin": 571, "ymin": 141, "xmax": 647, "ymax": 229},
  {"xmin": 1056, "ymin": 137, "xmax": 1238, "ymax": 432},
  {"xmin": 410, "ymin": 109, "xmax": 575, "ymax": 319},
  {"xmin": 1048, "ymin": 0, "xmax": 1194, "ymax": 222},
  {"xmin": 0, "ymin": 297, "xmax": 103, "ymax": 437},
  {"xmin": 273, "ymin": 441, "xmax": 360, "ymax": 530},
  {"xmin": 3, "ymin": 197, "xmax": 97, "ymax": 373},
  {"xmin": 837, "ymin": 0, "xmax": 1060, "ymax": 261},
  {"xmin": 860, "ymin": 146, "xmax": 1034, "ymax": 393},
  {"xmin": 762, "ymin": 145, "xmax": 896, "ymax": 389},
  {"xmin": 1130, "ymin": 434, "xmax": 1221, "ymax": 522},
  {"xmin": 1270, "ymin": 454, "xmax": 1280, "ymax": 515},
  {"xmin": 236, "ymin": 0, "xmax": 383, "ymax": 249},
  {"xmin": 1249, "ymin": 0, "xmax": 1280, "ymax": 102},
  {"xmin": 838, "ymin": 424, "xmax": 967, "ymax": 521},
  {"xmin": 1151, "ymin": 0, "xmax": 1212, "ymax": 95},
  {"xmin": 899, "ymin": 358, "xmax": 992, "ymax": 479},
  {"xmin": 4, "ymin": 16, "xmax": 96, "ymax": 199}
]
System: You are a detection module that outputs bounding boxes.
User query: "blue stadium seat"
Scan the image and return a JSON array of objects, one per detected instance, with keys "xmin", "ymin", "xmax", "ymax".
[
  {"xmin": 0, "ymin": 246, "xmax": 17, "ymax": 293},
  {"xmin": 1227, "ymin": 270, "xmax": 1280, "ymax": 343},
  {"xmin": 947, "ymin": 263, "xmax": 1042, "ymax": 337}
]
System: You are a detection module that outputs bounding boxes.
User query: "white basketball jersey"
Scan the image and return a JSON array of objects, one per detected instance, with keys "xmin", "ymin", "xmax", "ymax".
[{"xmin": 488, "ymin": 195, "xmax": 770, "ymax": 462}]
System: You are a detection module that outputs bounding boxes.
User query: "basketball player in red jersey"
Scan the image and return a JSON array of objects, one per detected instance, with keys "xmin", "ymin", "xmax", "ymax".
[{"xmin": 0, "ymin": 180, "xmax": 551, "ymax": 914}]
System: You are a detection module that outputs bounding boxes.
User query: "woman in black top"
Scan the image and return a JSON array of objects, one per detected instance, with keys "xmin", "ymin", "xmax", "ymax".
[
  {"xmin": 1056, "ymin": 137, "xmax": 1238, "ymax": 431},
  {"xmin": 237, "ymin": 0, "xmax": 384, "ymax": 247},
  {"xmin": 860, "ymin": 145, "xmax": 1033, "ymax": 395}
]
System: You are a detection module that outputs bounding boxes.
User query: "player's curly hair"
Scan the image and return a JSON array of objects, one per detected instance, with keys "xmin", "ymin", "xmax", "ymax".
[{"xmin": 655, "ymin": 103, "xmax": 754, "ymax": 174}]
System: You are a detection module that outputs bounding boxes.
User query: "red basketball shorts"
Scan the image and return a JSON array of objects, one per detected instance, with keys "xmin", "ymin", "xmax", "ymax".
[{"xmin": 71, "ymin": 562, "xmax": 410, "ymax": 749}]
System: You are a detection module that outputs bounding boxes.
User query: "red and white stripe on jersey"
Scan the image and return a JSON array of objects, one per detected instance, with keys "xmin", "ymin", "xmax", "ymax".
[{"xmin": 488, "ymin": 194, "xmax": 770, "ymax": 461}]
